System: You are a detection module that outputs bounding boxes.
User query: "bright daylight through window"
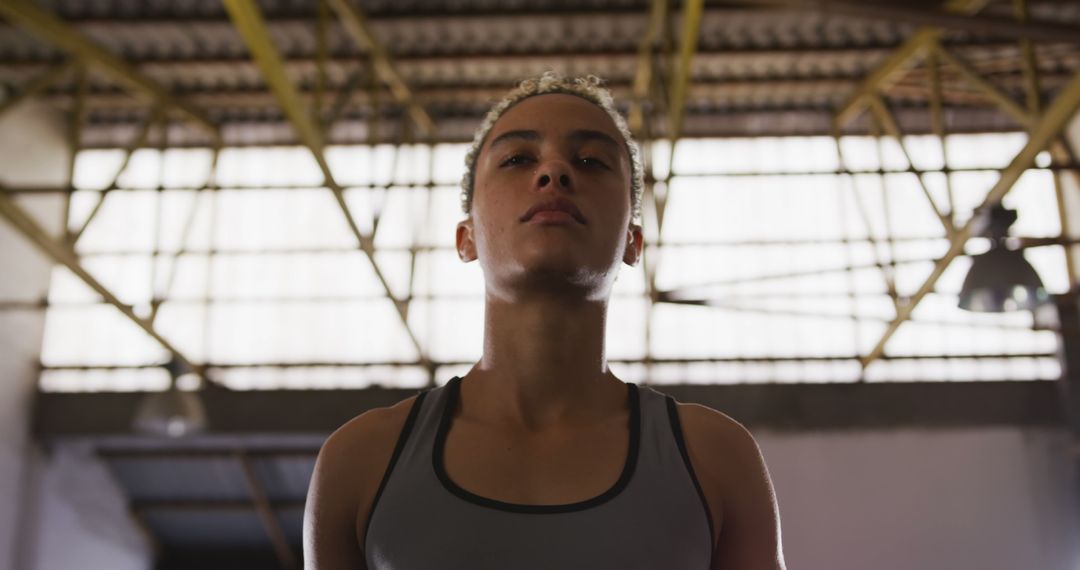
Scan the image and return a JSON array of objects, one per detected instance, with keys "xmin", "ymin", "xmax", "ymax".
[{"xmin": 40, "ymin": 133, "xmax": 1066, "ymax": 392}]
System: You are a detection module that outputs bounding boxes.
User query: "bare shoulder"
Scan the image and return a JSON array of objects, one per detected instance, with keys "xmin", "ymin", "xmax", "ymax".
[
  {"xmin": 672, "ymin": 401, "xmax": 767, "ymax": 507},
  {"xmin": 303, "ymin": 394, "xmax": 422, "ymax": 569},
  {"xmin": 320, "ymin": 394, "xmax": 421, "ymax": 471},
  {"xmin": 674, "ymin": 401, "xmax": 761, "ymax": 458},
  {"xmin": 313, "ymin": 393, "xmax": 423, "ymax": 511},
  {"xmin": 673, "ymin": 401, "xmax": 785, "ymax": 570}
]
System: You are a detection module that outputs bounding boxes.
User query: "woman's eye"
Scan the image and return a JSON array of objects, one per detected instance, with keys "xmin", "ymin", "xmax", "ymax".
[{"xmin": 501, "ymin": 155, "xmax": 532, "ymax": 167}]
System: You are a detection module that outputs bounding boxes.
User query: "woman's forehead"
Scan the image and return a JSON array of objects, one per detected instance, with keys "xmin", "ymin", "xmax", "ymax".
[{"xmin": 485, "ymin": 93, "xmax": 622, "ymax": 144}]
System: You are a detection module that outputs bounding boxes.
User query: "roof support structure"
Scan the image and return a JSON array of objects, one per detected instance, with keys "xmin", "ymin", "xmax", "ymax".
[
  {"xmin": 0, "ymin": 59, "xmax": 77, "ymax": 119},
  {"xmin": 833, "ymin": 0, "xmax": 990, "ymax": 129},
  {"xmin": 925, "ymin": 48, "xmax": 958, "ymax": 226},
  {"xmin": 865, "ymin": 94, "xmax": 955, "ymax": 238},
  {"xmin": 860, "ymin": 70, "xmax": 1080, "ymax": 369},
  {"xmin": 0, "ymin": 0, "xmax": 220, "ymax": 144},
  {"xmin": 748, "ymin": 0, "xmax": 1080, "ymax": 44},
  {"xmin": 0, "ymin": 191, "xmax": 209, "ymax": 384},
  {"xmin": 628, "ymin": 0, "xmax": 669, "ymax": 135},
  {"xmin": 62, "ymin": 63, "xmax": 87, "ymax": 245},
  {"xmin": 835, "ymin": 127, "xmax": 902, "ymax": 310},
  {"xmin": 667, "ymin": 0, "xmax": 705, "ymax": 144},
  {"xmin": 70, "ymin": 104, "xmax": 167, "ymax": 245},
  {"xmin": 222, "ymin": 0, "xmax": 431, "ymax": 374},
  {"xmin": 1012, "ymin": 0, "xmax": 1042, "ymax": 117},
  {"xmin": 932, "ymin": 44, "xmax": 1033, "ymax": 128},
  {"xmin": 324, "ymin": 0, "xmax": 435, "ymax": 136},
  {"xmin": 238, "ymin": 451, "xmax": 297, "ymax": 570},
  {"xmin": 35, "ymin": 380, "xmax": 1063, "ymax": 436}
]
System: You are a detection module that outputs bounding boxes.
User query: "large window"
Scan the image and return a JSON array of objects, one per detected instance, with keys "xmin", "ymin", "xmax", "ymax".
[{"xmin": 39, "ymin": 134, "xmax": 1065, "ymax": 391}]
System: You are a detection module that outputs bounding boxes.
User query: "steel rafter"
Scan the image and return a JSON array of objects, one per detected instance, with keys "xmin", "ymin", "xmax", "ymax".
[
  {"xmin": 0, "ymin": 59, "xmax": 78, "ymax": 119},
  {"xmin": 864, "ymin": 94, "xmax": 955, "ymax": 237},
  {"xmin": 744, "ymin": 0, "xmax": 1080, "ymax": 44},
  {"xmin": 222, "ymin": 0, "xmax": 431, "ymax": 375},
  {"xmin": 0, "ymin": 0, "xmax": 221, "ymax": 145},
  {"xmin": 860, "ymin": 70, "xmax": 1080, "ymax": 369},
  {"xmin": 70, "ymin": 103, "xmax": 167, "ymax": 245},
  {"xmin": 628, "ymin": 0, "xmax": 669, "ymax": 135},
  {"xmin": 324, "ymin": 0, "xmax": 435, "ymax": 136},
  {"xmin": 932, "ymin": 44, "xmax": 1033, "ymax": 128},
  {"xmin": 0, "ymin": 191, "xmax": 211, "ymax": 385},
  {"xmin": 833, "ymin": 0, "xmax": 990, "ymax": 129},
  {"xmin": 237, "ymin": 451, "xmax": 297, "ymax": 570}
]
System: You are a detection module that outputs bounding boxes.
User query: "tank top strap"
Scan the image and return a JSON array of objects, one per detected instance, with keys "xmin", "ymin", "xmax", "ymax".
[
  {"xmin": 363, "ymin": 378, "xmax": 715, "ymax": 569},
  {"xmin": 635, "ymin": 385, "xmax": 716, "ymax": 540}
]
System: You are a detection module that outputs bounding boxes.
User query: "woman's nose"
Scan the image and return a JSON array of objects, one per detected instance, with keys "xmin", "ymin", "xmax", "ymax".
[{"xmin": 535, "ymin": 161, "xmax": 572, "ymax": 190}]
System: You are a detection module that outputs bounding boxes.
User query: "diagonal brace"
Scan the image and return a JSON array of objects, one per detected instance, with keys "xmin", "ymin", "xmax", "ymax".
[
  {"xmin": 860, "ymin": 70, "xmax": 1080, "ymax": 369},
  {"xmin": 223, "ymin": 0, "xmax": 430, "ymax": 370},
  {"xmin": 0, "ymin": 190, "xmax": 214, "ymax": 386}
]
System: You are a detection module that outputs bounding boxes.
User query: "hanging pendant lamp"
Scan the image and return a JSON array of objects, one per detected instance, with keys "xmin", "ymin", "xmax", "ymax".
[
  {"xmin": 958, "ymin": 204, "xmax": 1049, "ymax": 313},
  {"xmin": 132, "ymin": 357, "xmax": 208, "ymax": 438}
]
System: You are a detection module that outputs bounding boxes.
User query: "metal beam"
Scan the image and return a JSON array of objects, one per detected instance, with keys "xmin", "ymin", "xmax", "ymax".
[
  {"xmin": 933, "ymin": 44, "xmax": 1033, "ymax": 128},
  {"xmin": 42, "ymin": 4, "xmax": 1080, "ymax": 44},
  {"xmin": 34, "ymin": 380, "xmax": 1064, "ymax": 435},
  {"xmin": 628, "ymin": 0, "xmax": 669, "ymax": 135},
  {"xmin": 926, "ymin": 47, "xmax": 957, "ymax": 225},
  {"xmin": 1012, "ymin": 0, "xmax": 1042, "ymax": 116},
  {"xmin": 0, "ymin": 59, "xmax": 77, "ymax": 119},
  {"xmin": 0, "ymin": 191, "xmax": 210, "ymax": 385},
  {"xmin": 667, "ymin": 0, "xmax": 705, "ymax": 143},
  {"xmin": 833, "ymin": 0, "xmax": 989, "ymax": 129},
  {"xmin": 860, "ymin": 70, "xmax": 1080, "ymax": 369},
  {"xmin": 323, "ymin": 0, "xmax": 434, "ymax": 136},
  {"xmin": 237, "ymin": 452, "xmax": 296, "ymax": 570},
  {"xmin": 865, "ymin": 94, "xmax": 955, "ymax": 237},
  {"xmin": 70, "ymin": 104, "xmax": 166, "ymax": 245},
  {"xmin": 0, "ymin": 0, "xmax": 220, "ymax": 143},
  {"xmin": 222, "ymin": 0, "xmax": 430, "ymax": 373},
  {"xmin": 63, "ymin": 63, "xmax": 87, "ymax": 244},
  {"xmin": 745, "ymin": 0, "xmax": 1080, "ymax": 44}
]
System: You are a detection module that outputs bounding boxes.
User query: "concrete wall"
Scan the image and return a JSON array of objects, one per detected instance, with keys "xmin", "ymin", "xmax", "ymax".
[
  {"xmin": 0, "ymin": 102, "xmax": 151, "ymax": 570},
  {"xmin": 758, "ymin": 427, "xmax": 1079, "ymax": 570}
]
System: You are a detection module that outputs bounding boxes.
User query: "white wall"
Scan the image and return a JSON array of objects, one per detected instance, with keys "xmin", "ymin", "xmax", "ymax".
[
  {"xmin": 758, "ymin": 427, "xmax": 1079, "ymax": 570},
  {"xmin": 0, "ymin": 102, "xmax": 152, "ymax": 570}
]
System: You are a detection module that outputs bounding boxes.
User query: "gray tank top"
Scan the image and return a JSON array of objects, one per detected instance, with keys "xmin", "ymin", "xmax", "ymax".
[{"xmin": 364, "ymin": 376, "xmax": 714, "ymax": 569}]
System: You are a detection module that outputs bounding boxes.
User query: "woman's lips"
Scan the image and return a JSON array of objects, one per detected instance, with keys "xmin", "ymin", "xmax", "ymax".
[{"xmin": 526, "ymin": 210, "xmax": 580, "ymax": 224}]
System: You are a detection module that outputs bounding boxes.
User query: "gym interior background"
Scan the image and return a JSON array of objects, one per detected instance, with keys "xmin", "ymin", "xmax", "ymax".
[{"xmin": 2, "ymin": 0, "xmax": 1080, "ymax": 568}]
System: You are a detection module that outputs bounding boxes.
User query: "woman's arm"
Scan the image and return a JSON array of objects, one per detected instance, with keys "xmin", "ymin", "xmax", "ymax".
[
  {"xmin": 678, "ymin": 403, "xmax": 786, "ymax": 570},
  {"xmin": 303, "ymin": 397, "xmax": 418, "ymax": 570}
]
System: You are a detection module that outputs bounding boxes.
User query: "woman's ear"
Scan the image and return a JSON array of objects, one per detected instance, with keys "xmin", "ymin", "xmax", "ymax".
[
  {"xmin": 456, "ymin": 218, "xmax": 478, "ymax": 262},
  {"xmin": 622, "ymin": 223, "xmax": 644, "ymax": 267}
]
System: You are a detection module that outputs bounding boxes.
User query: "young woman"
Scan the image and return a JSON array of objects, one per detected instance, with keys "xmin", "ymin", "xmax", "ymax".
[{"xmin": 303, "ymin": 73, "xmax": 786, "ymax": 569}]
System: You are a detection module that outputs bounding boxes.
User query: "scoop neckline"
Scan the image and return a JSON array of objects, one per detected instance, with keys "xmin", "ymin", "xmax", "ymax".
[{"xmin": 432, "ymin": 375, "xmax": 640, "ymax": 514}]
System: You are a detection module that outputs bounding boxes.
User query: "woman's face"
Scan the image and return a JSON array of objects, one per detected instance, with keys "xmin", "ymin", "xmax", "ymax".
[{"xmin": 456, "ymin": 93, "xmax": 643, "ymax": 300}]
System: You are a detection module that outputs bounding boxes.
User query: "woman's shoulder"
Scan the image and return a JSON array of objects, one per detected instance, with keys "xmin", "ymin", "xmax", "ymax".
[
  {"xmin": 304, "ymin": 393, "xmax": 424, "ymax": 563},
  {"xmin": 319, "ymin": 393, "xmax": 423, "ymax": 472}
]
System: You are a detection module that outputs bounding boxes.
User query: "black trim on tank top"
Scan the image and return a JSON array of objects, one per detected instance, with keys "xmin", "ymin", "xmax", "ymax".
[
  {"xmin": 363, "ymin": 390, "xmax": 429, "ymax": 552},
  {"xmin": 433, "ymin": 375, "xmax": 641, "ymax": 514},
  {"xmin": 665, "ymin": 395, "xmax": 717, "ymax": 543}
]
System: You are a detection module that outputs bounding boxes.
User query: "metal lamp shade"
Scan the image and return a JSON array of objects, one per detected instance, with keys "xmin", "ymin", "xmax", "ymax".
[
  {"xmin": 958, "ymin": 246, "xmax": 1049, "ymax": 312},
  {"xmin": 132, "ymin": 389, "xmax": 208, "ymax": 438}
]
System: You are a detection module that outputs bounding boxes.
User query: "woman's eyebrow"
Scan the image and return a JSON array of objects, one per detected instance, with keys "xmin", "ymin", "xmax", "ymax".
[
  {"xmin": 568, "ymin": 129, "xmax": 621, "ymax": 152},
  {"xmin": 489, "ymin": 130, "xmax": 540, "ymax": 149}
]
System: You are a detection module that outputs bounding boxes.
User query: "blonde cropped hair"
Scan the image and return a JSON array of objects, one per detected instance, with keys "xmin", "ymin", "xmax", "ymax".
[{"xmin": 460, "ymin": 72, "xmax": 645, "ymax": 224}]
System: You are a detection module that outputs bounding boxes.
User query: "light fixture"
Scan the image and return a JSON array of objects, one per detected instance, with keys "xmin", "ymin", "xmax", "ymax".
[
  {"xmin": 959, "ymin": 204, "xmax": 1049, "ymax": 313},
  {"xmin": 132, "ymin": 357, "xmax": 208, "ymax": 438}
]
